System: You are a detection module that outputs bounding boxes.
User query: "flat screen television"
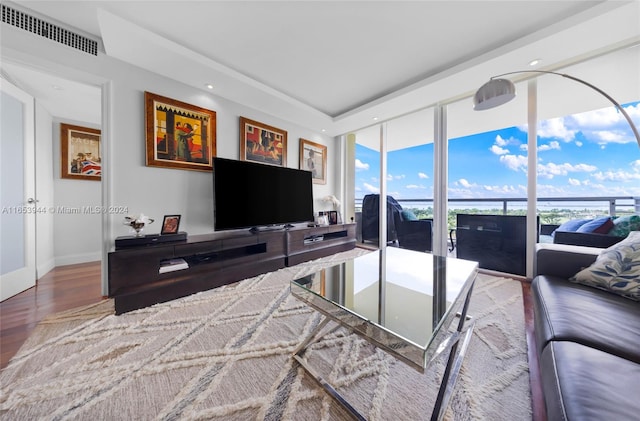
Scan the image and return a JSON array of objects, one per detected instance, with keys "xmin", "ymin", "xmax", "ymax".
[{"xmin": 212, "ymin": 157, "xmax": 314, "ymax": 231}]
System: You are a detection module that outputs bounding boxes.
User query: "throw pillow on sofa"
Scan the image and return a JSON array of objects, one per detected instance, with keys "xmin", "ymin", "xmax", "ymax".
[
  {"xmin": 608, "ymin": 214, "xmax": 640, "ymax": 237},
  {"xmin": 576, "ymin": 216, "xmax": 614, "ymax": 234},
  {"xmin": 571, "ymin": 231, "xmax": 640, "ymax": 301},
  {"xmin": 552, "ymin": 218, "xmax": 592, "ymax": 238}
]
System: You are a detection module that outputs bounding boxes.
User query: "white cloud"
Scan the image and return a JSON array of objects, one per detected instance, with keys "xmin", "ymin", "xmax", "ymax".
[
  {"xmin": 490, "ymin": 144, "xmax": 509, "ymax": 155},
  {"xmin": 406, "ymin": 184, "xmax": 426, "ymax": 189},
  {"xmin": 592, "ymin": 170, "xmax": 640, "ymax": 182},
  {"xmin": 537, "ymin": 117, "xmax": 577, "ymax": 142},
  {"xmin": 537, "ymin": 162, "xmax": 597, "ymax": 179},
  {"xmin": 363, "ymin": 183, "xmax": 379, "ymax": 193},
  {"xmin": 387, "ymin": 173, "xmax": 405, "ymax": 180},
  {"xmin": 568, "ymin": 178, "xmax": 581, "ymax": 186},
  {"xmin": 355, "ymin": 159, "xmax": 369, "ymax": 171},
  {"xmin": 494, "ymin": 135, "xmax": 509, "ymax": 147},
  {"xmin": 538, "ymin": 141, "xmax": 560, "ymax": 151},
  {"xmin": 418, "ymin": 172, "xmax": 429, "ymax": 179},
  {"xmin": 499, "ymin": 154, "xmax": 528, "ymax": 171},
  {"xmin": 556, "ymin": 103, "xmax": 640, "ymax": 146},
  {"xmin": 457, "ymin": 178, "xmax": 475, "ymax": 188}
]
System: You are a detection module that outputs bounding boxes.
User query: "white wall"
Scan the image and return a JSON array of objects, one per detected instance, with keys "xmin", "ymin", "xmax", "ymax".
[
  {"xmin": 1, "ymin": 25, "xmax": 338, "ymax": 287},
  {"xmin": 51, "ymin": 118, "xmax": 102, "ymax": 266}
]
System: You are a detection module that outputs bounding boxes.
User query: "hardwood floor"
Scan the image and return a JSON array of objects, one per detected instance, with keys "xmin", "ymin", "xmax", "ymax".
[{"xmin": 0, "ymin": 261, "xmax": 104, "ymax": 370}]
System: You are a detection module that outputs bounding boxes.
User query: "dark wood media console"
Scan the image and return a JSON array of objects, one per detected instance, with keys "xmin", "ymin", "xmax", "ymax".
[
  {"xmin": 108, "ymin": 223, "xmax": 356, "ymax": 314},
  {"xmin": 286, "ymin": 223, "xmax": 357, "ymax": 266}
]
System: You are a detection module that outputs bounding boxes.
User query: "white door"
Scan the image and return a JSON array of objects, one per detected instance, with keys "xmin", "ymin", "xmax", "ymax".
[{"xmin": 1, "ymin": 79, "xmax": 36, "ymax": 301}]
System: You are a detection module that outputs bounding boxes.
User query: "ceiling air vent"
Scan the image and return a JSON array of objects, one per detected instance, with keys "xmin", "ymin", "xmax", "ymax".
[{"xmin": 1, "ymin": 4, "xmax": 98, "ymax": 56}]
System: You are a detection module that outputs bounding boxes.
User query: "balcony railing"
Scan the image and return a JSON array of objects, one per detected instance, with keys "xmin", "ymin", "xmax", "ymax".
[{"xmin": 354, "ymin": 196, "xmax": 639, "ymax": 223}]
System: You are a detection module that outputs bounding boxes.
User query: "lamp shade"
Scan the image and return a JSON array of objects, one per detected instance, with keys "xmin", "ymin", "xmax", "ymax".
[{"xmin": 473, "ymin": 78, "xmax": 516, "ymax": 110}]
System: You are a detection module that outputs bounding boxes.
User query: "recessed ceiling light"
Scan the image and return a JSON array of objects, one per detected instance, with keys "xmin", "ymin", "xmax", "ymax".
[
  {"xmin": 206, "ymin": 84, "xmax": 214, "ymax": 89},
  {"xmin": 373, "ymin": 117, "xmax": 379, "ymax": 121},
  {"xmin": 321, "ymin": 129, "xmax": 326, "ymax": 132},
  {"xmin": 529, "ymin": 59, "xmax": 541, "ymax": 67},
  {"xmin": 51, "ymin": 85, "xmax": 62, "ymax": 90}
]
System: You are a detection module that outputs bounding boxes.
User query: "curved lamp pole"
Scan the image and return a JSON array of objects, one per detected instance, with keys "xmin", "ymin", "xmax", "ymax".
[{"xmin": 473, "ymin": 70, "xmax": 640, "ymax": 149}]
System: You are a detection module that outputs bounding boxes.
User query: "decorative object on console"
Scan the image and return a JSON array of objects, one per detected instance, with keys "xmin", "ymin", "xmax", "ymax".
[
  {"xmin": 239, "ymin": 117, "xmax": 287, "ymax": 167},
  {"xmin": 144, "ymin": 91, "xmax": 217, "ymax": 172},
  {"xmin": 60, "ymin": 123, "xmax": 101, "ymax": 181},
  {"xmin": 316, "ymin": 211, "xmax": 329, "ymax": 226},
  {"xmin": 327, "ymin": 210, "xmax": 338, "ymax": 225},
  {"xmin": 161, "ymin": 214, "xmax": 181, "ymax": 235},
  {"xmin": 474, "ymin": 70, "xmax": 640, "ymax": 148},
  {"xmin": 299, "ymin": 138, "xmax": 327, "ymax": 184},
  {"xmin": 323, "ymin": 194, "xmax": 342, "ymax": 223},
  {"xmin": 123, "ymin": 214, "xmax": 154, "ymax": 237}
]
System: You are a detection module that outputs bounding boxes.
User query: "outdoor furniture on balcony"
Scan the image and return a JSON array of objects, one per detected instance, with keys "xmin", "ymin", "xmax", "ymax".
[
  {"xmin": 455, "ymin": 214, "xmax": 538, "ymax": 276},
  {"xmin": 361, "ymin": 194, "xmax": 432, "ymax": 252}
]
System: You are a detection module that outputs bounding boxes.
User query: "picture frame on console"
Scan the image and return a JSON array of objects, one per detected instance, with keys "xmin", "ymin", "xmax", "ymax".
[
  {"xmin": 144, "ymin": 91, "xmax": 217, "ymax": 172},
  {"xmin": 161, "ymin": 215, "xmax": 181, "ymax": 235},
  {"xmin": 327, "ymin": 211, "xmax": 338, "ymax": 225},
  {"xmin": 240, "ymin": 117, "xmax": 287, "ymax": 167},
  {"xmin": 299, "ymin": 138, "xmax": 327, "ymax": 184},
  {"xmin": 60, "ymin": 123, "xmax": 102, "ymax": 181}
]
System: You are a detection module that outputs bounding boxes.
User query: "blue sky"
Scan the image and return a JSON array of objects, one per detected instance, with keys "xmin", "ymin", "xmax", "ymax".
[{"xmin": 355, "ymin": 100, "xmax": 640, "ymax": 201}]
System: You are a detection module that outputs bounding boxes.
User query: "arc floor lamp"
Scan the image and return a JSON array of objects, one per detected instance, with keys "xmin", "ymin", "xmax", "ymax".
[{"xmin": 473, "ymin": 70, "xmax": 640, "ymax": 149}]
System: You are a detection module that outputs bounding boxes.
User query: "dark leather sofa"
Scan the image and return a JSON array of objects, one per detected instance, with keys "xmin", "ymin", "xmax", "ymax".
[{"xmin": 532, "ymin": 243, "xmax": 640, "ymax": 420}]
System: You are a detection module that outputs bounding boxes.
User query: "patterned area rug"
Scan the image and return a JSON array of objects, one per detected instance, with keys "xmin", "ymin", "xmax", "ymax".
[{"xmin": 0, "ymin": 248, "xmax": 532, "ymax": 420}]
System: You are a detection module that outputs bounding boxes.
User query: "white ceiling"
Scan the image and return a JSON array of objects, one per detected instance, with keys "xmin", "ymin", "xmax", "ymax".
[{"xmin": 2, "ymin": 1, "xmax": 640, "ymax": 139}]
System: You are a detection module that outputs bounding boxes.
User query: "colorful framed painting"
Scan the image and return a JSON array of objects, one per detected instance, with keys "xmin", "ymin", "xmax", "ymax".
[
  {"xmin": 145, "ymin": 91, "xmax": 217, "ymax": 172},
  {"xmin": 299, "ymin": 138, "xmax": 327, "ymax": 184},
  {"xmin": 239, "ymin": 117, "xmax": 287, "ymax": 167},
  {"xmin": 60, "ymin": 123, "xmax": 102, "ymax": 181}
]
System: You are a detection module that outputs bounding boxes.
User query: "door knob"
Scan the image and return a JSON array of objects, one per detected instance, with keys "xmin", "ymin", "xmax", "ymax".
[{"xmin": 27, "ymin": 198, "xmax": 39, "ymax": 204}]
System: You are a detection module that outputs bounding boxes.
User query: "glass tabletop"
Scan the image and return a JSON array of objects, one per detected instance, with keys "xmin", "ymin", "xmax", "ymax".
[{"xmin": 290, "ymin": 247, "xmax": 478, "ymax": 370}]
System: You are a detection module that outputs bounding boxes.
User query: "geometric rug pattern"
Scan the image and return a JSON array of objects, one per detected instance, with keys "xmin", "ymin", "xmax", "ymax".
[{"xmin": 0, "ymin": 248, "xmax": 531, "ymax": 420}]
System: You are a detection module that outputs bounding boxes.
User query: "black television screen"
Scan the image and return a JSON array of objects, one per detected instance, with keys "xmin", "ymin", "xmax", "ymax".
[{"xmin": 212, "ymin": 157, "xmax": 314, "ymax": 231}]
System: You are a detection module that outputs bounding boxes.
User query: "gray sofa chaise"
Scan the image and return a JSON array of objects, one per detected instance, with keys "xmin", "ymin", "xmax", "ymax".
[{"xmin": 532, "ymin": 243, "xmax": 640, "ymax": 420}]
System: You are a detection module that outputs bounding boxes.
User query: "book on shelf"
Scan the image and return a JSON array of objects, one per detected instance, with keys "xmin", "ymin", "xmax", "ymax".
[{"xmin": 159, "ymin": 258, "xmax": 189, "ymax": 274}]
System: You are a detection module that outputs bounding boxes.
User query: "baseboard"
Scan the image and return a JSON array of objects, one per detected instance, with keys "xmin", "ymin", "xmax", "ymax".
[
  {"xmin": 37, "ymin": 258, "xmax": 56, "ymax": 279},
  {"xmin": 55, "ymin": 252, "xmax": 101, "ymax": 267}
]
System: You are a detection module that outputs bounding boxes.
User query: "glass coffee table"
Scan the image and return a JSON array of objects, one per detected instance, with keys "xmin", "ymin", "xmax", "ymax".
[{"xmin": 290, "ymin": 246, "xmax": 478, "ymax": 421}]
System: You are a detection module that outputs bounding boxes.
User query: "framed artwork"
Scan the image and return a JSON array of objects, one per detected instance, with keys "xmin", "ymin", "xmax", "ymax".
[
  {"xmin": 161, "ymin": 215, "xmax": 181, "ymax": 235},
  {"xmin": 60, "ymin": 123, "xmax": 102, "ymax": 181},
  {"xmin": 299, "ymin": 138, "xmax": 327, "ymax": 184},
  {"xmin": 145, "ymin": 91, "xmax": 217, "ymax": 172},
  {"xmin": 240, "ymin": 117, "xmax": 287, "ymax": 167}
]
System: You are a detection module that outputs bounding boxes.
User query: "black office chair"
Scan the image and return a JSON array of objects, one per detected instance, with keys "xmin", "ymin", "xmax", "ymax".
[{"xmin": 361, "ymin": 194, "xmax": 432, "ymax": 252}]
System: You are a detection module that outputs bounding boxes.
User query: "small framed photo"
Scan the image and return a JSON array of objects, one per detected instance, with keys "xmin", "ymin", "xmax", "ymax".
[
  {"xmin": 161, "ymin": 215, "xmax": 181, "ymax": 235},
  {"xmin": 299, "ymin": 138, "xmax": 326, "ymax": 184},
  {"xmin": 327, "ymin": 210, "xmax": 338, "ymax": 225},
  {"xmin": 240, "ymin": 117, "xmax": 287, "ymax": 167}
]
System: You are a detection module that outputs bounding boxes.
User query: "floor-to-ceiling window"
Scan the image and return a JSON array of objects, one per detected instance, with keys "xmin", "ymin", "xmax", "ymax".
[{"xmin": 349, "ymin": 44, "xmax": 639, "ymax": 276}]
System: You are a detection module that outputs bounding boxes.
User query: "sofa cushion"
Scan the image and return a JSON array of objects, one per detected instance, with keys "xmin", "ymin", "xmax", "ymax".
[
  {"xmin": 540, "ymin": 341, "xmax": 640, "ymax": 421},
  {"xmin": 571, "ymin": 231, "xmax": 640, "ymax": 301},
  {"xmin": 576, "ymin": 216, "xmax": 613, "ymax": 234},
  {"xmin": 608, "ymin": 214, "xmax": 640, "ymax": 237},
  {"xmin": 532, "ymin": 275, "xmax": 640, "ymax": 363},
  {"xmin": 553, "ymin": 218, "xmax": 591, "ymax": 236}
]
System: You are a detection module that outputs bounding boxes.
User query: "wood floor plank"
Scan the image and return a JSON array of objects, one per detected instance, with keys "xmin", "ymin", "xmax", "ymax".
[{"xmin": 0, "ymin": 261, "xmax": 104, "ymax": 370}]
